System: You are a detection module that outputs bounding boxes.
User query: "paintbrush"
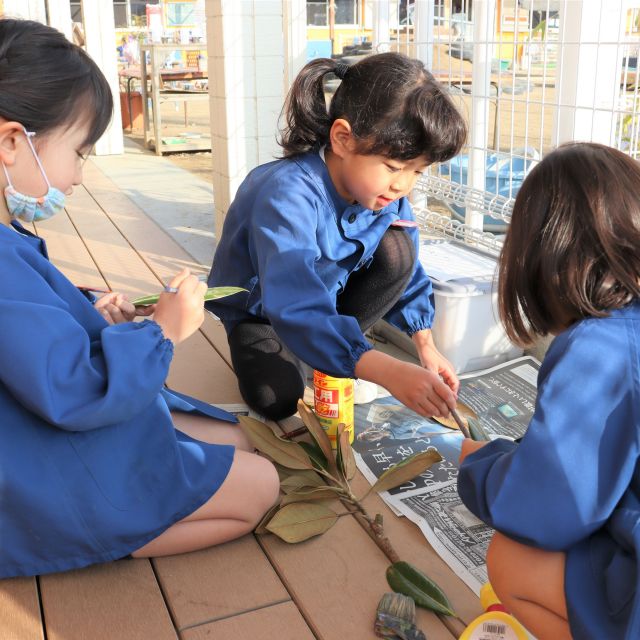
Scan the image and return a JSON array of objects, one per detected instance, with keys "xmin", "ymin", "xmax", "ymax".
[
  {"xmin": 375, "ymin": 593, "xmax": 426, "ymax": 640},
  {"xmin": 450, "ymin": 407, "xmax": 472, "ymax": 439}
]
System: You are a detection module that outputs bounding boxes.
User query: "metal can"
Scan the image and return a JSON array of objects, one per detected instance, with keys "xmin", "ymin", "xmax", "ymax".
[{"xmin": 313, "ymin": 370, "xmax": 354, "ymax": 447}]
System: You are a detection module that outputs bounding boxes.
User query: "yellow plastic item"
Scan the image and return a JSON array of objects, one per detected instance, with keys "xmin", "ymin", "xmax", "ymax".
[
  {"xmin": 459, "ymin": 583, "xmax": 530, "ymax": 640},
  {"xmin": 313, "ymin": 370, "xmax": 354, "ymax": 448}
]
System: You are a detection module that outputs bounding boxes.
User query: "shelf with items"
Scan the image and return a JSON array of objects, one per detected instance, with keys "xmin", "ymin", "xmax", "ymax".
[{"xmin": 140, "ymin": 43, "xmax": 210, "ymax": 155}]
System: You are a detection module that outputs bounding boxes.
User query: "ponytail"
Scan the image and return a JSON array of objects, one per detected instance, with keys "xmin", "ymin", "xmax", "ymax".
[{"xmin": 279, "ymin": 58, "xmax": 340, "ymax": 158}]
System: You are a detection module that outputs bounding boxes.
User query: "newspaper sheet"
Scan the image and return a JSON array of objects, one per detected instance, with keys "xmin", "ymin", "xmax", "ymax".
[{"xmin": 352, "ymin": 356, "xmax": 541, "ymax": 594}]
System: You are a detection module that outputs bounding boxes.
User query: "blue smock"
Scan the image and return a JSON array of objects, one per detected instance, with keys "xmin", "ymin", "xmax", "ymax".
[
  {"xmin": 458, "ymin": 304, "xmax": 640, "ymax": 639},
  {"xmin": 207, "ymin": 151, "xmax": 435, "ymax": 378},
  {"xmin": 0, "ymin": 223, "xmax": 236, "ymax": 578}
]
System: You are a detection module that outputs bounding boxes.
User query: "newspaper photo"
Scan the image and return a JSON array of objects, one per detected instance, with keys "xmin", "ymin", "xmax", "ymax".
[{"xmin": 352, "ymin": 356, "xmax": 541, "ymax": 594}]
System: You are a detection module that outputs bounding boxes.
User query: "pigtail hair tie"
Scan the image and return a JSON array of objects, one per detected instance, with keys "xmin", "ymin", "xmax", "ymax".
[{"xmin": 334, "ymin": 63, "xmax": 350, "ymax": 80}]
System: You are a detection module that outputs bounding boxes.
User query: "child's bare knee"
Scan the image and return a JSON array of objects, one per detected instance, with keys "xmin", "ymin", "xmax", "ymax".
[{"xmin": 253, "ymin": 456, "xmax": 280, "ymax": 516}]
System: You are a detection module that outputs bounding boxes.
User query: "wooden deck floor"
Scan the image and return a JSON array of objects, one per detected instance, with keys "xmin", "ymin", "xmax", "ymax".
[{"xmin": 0, "ymin": 159, "xmax": 481, "ymax": 640}]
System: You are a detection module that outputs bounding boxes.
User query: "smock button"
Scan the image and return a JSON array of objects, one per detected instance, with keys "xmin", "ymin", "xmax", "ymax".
[{"xmin": 348, "ymin": 213, "xmax": 357, "ymax": 223}]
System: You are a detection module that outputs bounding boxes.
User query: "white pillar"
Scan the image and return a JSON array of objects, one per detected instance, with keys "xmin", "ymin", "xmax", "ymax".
[
  {"xmin": 283, "ymin": 0, "xmax": 307, "ymax": 91},
  {"xmin": 553, "ymin": 0, "xmax": 622, "ymax": 146},
  {"xmin": 373, "ymin": 0, "xmax": 390, "ymax": 53},
  {"xmin": 2, "ymin": 0, "xmax": 46, "ymax": 20},
  {"xmin": 80, "ymin": 0, "xmax": 124, "ymax": 155},
  {"xmin": 466, "ymin": 0, "xmax": 496, "ymax": 230},
  {"xmin": 413, "ymin": 0, "xmax": 434, "ymax": 69},
  {"xmin": 206, "ymin": 0, "xmax": 288, "ymax": 238},
  {"xmin": 46, "ymin": 0, "xmax": 73, "ymax": 41}
]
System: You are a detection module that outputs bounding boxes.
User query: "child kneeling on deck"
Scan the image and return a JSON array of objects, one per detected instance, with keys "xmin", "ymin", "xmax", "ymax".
[
  {"xmin": 0, "ymin": 18, "xmax": 279, "ymax": 579},
  {"xmin": 207, "ymin": 52, "xmax": 467, "ymax": 422},
  {"xmin": 458, "ymin": 143, "xmax": 640, "ymax": 640}
]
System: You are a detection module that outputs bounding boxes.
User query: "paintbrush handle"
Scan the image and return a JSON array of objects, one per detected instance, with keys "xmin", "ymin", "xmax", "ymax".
[{"xmin": 451, "ymin": 408, "xmax": 472, "ymax": 439}]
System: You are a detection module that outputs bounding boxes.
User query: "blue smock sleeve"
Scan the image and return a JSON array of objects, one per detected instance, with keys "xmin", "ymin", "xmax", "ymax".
[
  {"xmin": 0, "ymin": 251, "xmax": 173, "ymax": 431},
  {"xmin": 252, "ymin": 185, "xmax": 372, "ymax": 378},
  {"xmin": 382, "ymin": 199, "xmax": 435, "ymax": 335},
  {"xmin": 458, "ymin": 318, "xmax": 640, "ymax": 550}
]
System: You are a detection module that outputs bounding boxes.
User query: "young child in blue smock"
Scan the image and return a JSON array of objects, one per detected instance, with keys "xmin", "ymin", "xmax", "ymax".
[
  {"xmin": 0, "ymin": 19, "xmax": 279, "ymax": 579},
  {"xmin": 208, "ymin": 53, "xmax": 467, "ymax": 421},
  {"xmin": 457, "ymin": 143, "xmax": 640, "ymax": 639}
]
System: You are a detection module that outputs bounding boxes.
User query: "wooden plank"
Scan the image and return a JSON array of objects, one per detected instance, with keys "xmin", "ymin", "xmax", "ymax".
[
  {"xmin": 33, "ymin": 207, "xmax": 106, "ymax": 290},
  {"xmin": 80, "ymin": 162, "xmax": 207, "ymax": 278},
  {"xmin": 181, "ymin": 601, "xmax": 315, "ymax": 640},
  {"xmin": 154, "ymin": 536, "xmax": 290, "ymax": 631},
  {"xmin": 259, "ymin": 512, "xmax": 455, "ymax": 640},
  {"xmin": 0, "ymin": 577, "xmax": 43, "ymax": 640},
  {"xmin": 40, "ymin": 560, "xmax": 176, "ymax": 640}
]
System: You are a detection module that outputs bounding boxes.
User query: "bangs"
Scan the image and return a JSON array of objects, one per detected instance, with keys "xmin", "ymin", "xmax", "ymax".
[{"xmin": 351, "ymin": 77, "xmax": 466, "ymax": 162}]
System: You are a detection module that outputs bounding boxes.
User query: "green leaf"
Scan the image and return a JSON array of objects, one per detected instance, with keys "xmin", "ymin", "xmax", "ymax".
[
  {"xmin": 336, "ymin": 423, "xmax": 357, "ymax": 482},
  {"xmin": 368, "ymin": 449, "xmax": 442, "ymax": 496},
  {"xmin": 386, "ymin": 561, "xmax": 456, "ymax": 617},
  {"xmin": 467, "ymin": 417, "xmax": 491, "ymax": 442},
  {"xmin": 265, "ymin": 502, "xmax": 338, "ymax": 543},
  {"xmin": 280, "ymin": 485, "xmax": 343, "ymax": 505},
  {"xmin": 238, "ymin": 415, "xmax": 314, "ymax": 470},
  {"xmin": 132, "ymin": 286, "xmax": 247, "ymax": 306},
  {"xmin": 299, "ymin": 440, "xmax": 330, "ymax": 472},
  {"xmin": 297, "ymin": 399, "xmax": 338, "ymax": 474}
]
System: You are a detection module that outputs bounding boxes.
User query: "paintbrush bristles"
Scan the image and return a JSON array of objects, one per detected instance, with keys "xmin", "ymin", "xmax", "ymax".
[{"xmin": 377, "ymin": 592, "xmax": 416, "ymax": 622}]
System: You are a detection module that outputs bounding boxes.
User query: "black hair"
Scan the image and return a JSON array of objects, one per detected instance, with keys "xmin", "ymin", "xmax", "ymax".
[
  {"xmin": 279, "ymin": 52, "xmax": 467, "ymax": 162},
  {"xmin": 499, "ymin": 142, "xmax": 640, "ymax": 345},
  {"xmin": 0, "ymin": 18, "xmax": 113, "ymax": 148}
]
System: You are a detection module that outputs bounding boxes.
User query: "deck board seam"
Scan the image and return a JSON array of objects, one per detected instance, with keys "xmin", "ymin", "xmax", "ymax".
[
  {"xmin": 176, "ymin": 597, "xmax": 294, "ymax": 633},
  {"xmin": 35, "ymin": 576, "xmax": 48, "ymax": 640},
  {"xmin": 149, "ymin": 559, "xmax": 182, "ymax": 637}
]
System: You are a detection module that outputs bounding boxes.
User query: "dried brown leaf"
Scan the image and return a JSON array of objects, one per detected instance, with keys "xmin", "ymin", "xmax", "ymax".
[
  {"xmin": 336, "ymin": 423, "xmax": 357, "ymax": 481},
  {"xmin": 238, "ymin": 415, "xmax": 313, "ymax": 470},
  {"xmin": 297, "ymin": 399, "xmax": 338, "ymax": 473},
  {"xmin": 265, "ymin": 502, "xmax": 338, "ymax": 543},
  {"xmin": 368, "ymin": 449, "xmax": 443, "ymax": 496}
]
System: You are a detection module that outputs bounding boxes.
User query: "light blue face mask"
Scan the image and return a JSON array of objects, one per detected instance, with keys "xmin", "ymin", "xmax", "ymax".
[{"xmin": 2, "ymin": 129, "xmax": 66, "ymax": 223}]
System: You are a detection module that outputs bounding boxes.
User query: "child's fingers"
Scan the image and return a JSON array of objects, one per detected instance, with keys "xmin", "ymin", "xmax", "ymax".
[{"xmin": 166, "ymin": 268, "xmax": 191, "ymax": 290}]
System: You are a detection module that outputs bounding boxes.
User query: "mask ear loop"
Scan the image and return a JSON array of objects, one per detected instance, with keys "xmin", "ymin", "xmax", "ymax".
[{"xmin": 22, "ymin": 129, "xmax": 52, "ymax": 189}]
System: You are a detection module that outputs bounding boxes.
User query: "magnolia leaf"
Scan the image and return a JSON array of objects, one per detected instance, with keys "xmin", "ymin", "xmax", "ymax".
[
  {"xmin": 265, "ymin": 502, "xmax": 338, "ymax": 543},
  {"xmin": 254, "ymin": 502, "xmax": 281, "ymax": 535},
  {"xmin": 432, "ymin": 400, "xmax": 479, "ymax": 431},
  {"xmin": 238, "ymin": 415, "xmax": 313, "ymax": 470},
  {"xmin": 336, "ymin": 423, "xmax": 357, "ymax": 482},
  {"xmin": 297, "ymin": 399, "xmax": 337, "ymax": 473},
  {"xmin": 368, "ymin": 449, "xmax": 442, "ymax": 496},
  {"xmin": 273, "ymin": 464, "xmax": 323, "ymax": 485},
  {"xmin": 386, "ymin": 561, "xmax": 456, "ymax": 617},
  {"xmin": 132, "ymin": 286, "xmax": 247, "ymax": 306},
  {"xmin": 299, "ymin": 440, "xmax": 329, "ymax": 472},
  {"xmin": 280, "ymin": 473, "xmax": 325, "ymax": 495},
  {"xmin": 281, "ymin": 485, "xmax": 343, "ymax": 505}
]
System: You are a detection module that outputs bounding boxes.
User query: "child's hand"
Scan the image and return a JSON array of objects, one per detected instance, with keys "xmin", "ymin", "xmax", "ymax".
[
  {"xmin": 95, "ymin": 292, "xmax": 153, "ymax": 324},
  {"xmin": 412, "ymin": 329, "xmax": 460, "ymax": 394},
  {"xmin": 386, "ymin": 360, "xmax": 457, "ymax": 417},
  {"xmin": 459, "ymin": 438, "xmax": 488, "ymax": 464},
  {"xmin": 152, "ymin": 268, "xmax": 207, "ymax": 344},
  {"xmin": 355, "ymin": 350, "xmax": 456, "ymax": 418}
]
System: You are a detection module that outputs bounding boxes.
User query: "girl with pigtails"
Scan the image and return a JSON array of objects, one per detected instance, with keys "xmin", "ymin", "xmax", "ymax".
[{"xmin": 208, "ymin": 52, "xmax": 467, "ymax": 421}]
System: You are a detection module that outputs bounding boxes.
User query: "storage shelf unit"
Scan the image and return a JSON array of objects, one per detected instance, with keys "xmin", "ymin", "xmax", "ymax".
[{"xmin": 140, "ymin": 43, "xmax": 211, "ymax": 156}]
